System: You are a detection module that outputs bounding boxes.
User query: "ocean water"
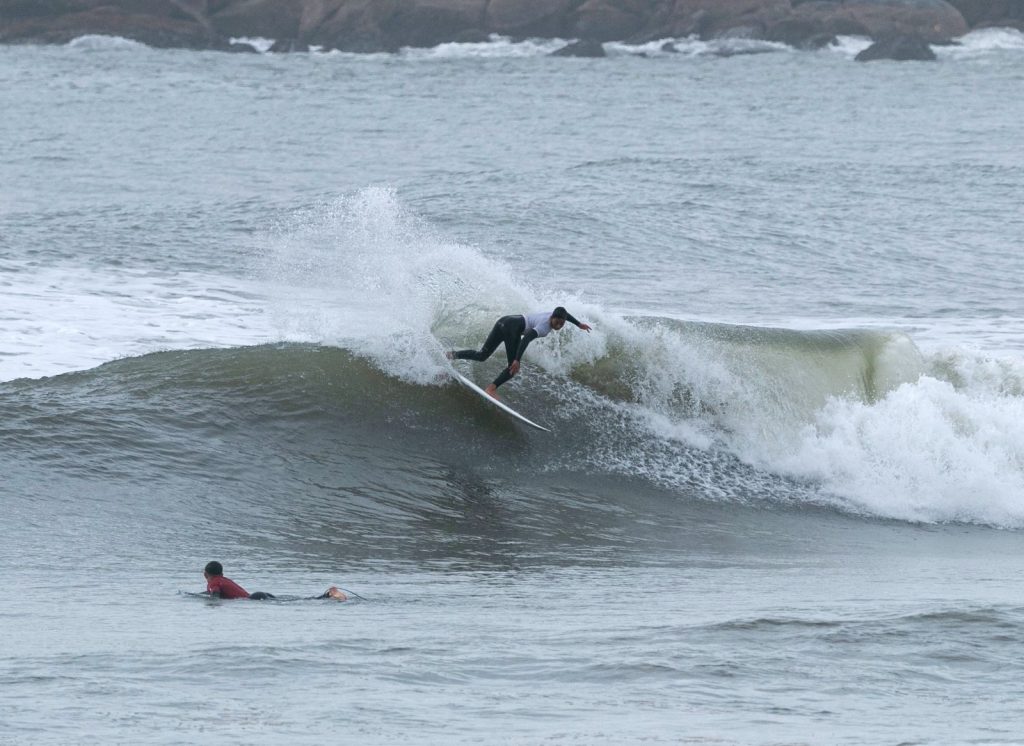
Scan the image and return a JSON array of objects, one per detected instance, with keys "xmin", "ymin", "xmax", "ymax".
[{"xmin": 2, "ymin": 30, "xmax": 1024, "ymax": 744}]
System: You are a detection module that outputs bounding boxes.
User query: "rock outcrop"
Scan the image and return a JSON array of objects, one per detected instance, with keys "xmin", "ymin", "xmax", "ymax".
[
  {"xmin": 0, "ymin": 0, "xmax": 1007, "ymax": 53},
  {"xmin": 855, "ymin": 31, "xmax": 938, "ymax": 58},
  {"xmin": 946, "ymin": 0, "xmax": 1024, "ymax": 29},
  {"xmin": 0, "ymin": 1, "xmax": 218, "ymax": 48}
]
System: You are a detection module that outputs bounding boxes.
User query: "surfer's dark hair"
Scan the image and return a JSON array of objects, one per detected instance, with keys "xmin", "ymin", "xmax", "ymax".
[
  {"xmin": 552, "ymin": 306, "xmax": 568, "ymax": 319},
  {"xmin": 204, "ymin": 561, "xmax": 223, "ymax": 576}
]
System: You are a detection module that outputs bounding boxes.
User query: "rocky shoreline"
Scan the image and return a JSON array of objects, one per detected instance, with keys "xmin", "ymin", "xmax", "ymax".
[{"xmin": 1, "ymin": 1, "xmax": 1022, "ymax": 60}]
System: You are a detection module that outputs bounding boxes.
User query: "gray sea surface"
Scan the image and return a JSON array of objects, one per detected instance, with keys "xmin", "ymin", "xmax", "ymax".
[{"xmin": 2, "ymin": 32, "xmax": 1024, "ymax": 744}]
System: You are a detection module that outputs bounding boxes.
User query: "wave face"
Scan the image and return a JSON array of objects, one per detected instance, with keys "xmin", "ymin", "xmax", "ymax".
[
  {"xmin": 4, "ymin": 188, "xmax": 1022, "ymax": 530},
  {"xmin": 243, "ymin": 189, "xmax": 1024, "ymax": 528},
  {"xmin": 3, "ymin": 329, "xmax": 1021, "ymax": 531}
]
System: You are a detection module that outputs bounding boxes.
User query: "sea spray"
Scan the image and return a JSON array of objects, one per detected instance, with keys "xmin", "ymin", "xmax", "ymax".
[
  {"xmin": 258, "ymin": 187, "xmax": 607, "ymax": 384},
  {"xmin": 777, "ymin": 373, "xmax": 1024, "ymax": 526}
]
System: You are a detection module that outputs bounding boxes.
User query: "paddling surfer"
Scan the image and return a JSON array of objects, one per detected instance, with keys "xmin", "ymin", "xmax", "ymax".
[
  {"xmin": 447, "ymin": 306, "xmax": 592, "ymax": 398},
  {"xmin": 201, "ymin": 561, "xmax": 347, "ymax": 601}
]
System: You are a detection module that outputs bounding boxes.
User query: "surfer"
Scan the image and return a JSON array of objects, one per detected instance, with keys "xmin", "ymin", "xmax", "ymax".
[
  {"xmin": 447, "ymin": 306, "xmax": 592, "ymax": 398},
  {"xmin": 202, "ymin": 561, "xmax": 347, "ymax": 601}
]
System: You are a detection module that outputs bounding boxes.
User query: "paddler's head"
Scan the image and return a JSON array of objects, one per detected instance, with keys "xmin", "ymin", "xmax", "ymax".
[{"xmin": 203, "ymin": 561, "xmax": 223, "ymax": 578}]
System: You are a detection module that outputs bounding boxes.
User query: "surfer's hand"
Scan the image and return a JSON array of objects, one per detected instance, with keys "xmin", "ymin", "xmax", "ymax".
[
  {"xmin": 509, "ymin": 360, "xmax": 520, "ymax": 376},
  {"xmin": 579, "ymin": 323, "xmax": 592, "ymax": 332}
]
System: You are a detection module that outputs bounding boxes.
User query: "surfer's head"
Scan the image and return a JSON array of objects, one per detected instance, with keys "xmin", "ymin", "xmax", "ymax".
[
  {"xmin": 204, "ymin": 561, "xmax": 224, "ymax": 578},
  {"xmin": 551, "ymin": 307, "xmax": 568, "ymax": 330}
]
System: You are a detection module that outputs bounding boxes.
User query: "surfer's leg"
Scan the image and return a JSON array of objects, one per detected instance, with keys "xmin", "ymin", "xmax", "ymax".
[
  {"xmin": 452, "ymin": 318, "xmax": 507, "ymax": 362},
  {"xmin": 491, "ymin": 317, "xmax": 526, "ymax": 389}
]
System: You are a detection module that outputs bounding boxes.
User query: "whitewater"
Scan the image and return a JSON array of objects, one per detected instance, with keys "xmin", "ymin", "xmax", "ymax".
[{"xmin": 2, "ymin": 30, "xmax": 1023, "ymax": 745}]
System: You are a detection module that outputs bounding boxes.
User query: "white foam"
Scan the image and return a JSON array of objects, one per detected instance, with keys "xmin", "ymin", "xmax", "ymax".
[
  {"xmin": 259, "ymin": 187, "xmax": 537, "ymax": 383},
  {"xmin": 229, "ymin": 36, "xmax": 276, "ymax": 53},
  {"xmin": 401, "ymin": 35, "xmax": 568, "ymax": 59},
  {"xmin": 828, "ymin": 35, "xmax": 874, "ymax": 58},
  {"xmin": 775, "ymin": 376, "xmax": 1024, "ymax": 526},
  {"xmin": 556, "ymin": 314, "xmax": 1024, "ymax": 527},
  {"xmin": 828, "ymin": 28, "xmax": 1024, "ymax": 61},
  {"xmin": 940, "ymin": 27, "xmax": 1024, "ymax": 59},
  {"xmin": 605, "ymin": 36, "xmax": 790, "ymax": 58},
  {"xmin": 0, "ymin": 266, "xmax": 270, "ymax": 382},
  {"xmin": 66, "ymin": 35, "xmax": 148, "ymax": 51}
]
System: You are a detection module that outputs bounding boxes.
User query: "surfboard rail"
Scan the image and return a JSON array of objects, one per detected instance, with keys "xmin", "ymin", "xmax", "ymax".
[{"xmin": 451, "ymin": 370, "xmax": 551, "ymax": 432}]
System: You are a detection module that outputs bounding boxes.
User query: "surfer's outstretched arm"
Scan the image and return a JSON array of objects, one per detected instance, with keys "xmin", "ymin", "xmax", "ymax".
[{"xmin": 561, "ymin": 309, "xmax": 592, "ymax": 331}]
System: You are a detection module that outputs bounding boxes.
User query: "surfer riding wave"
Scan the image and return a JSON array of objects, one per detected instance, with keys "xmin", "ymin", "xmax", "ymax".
[{"xmin": 447, "ymin": 306, "xmax": 591, "ymax": 398}]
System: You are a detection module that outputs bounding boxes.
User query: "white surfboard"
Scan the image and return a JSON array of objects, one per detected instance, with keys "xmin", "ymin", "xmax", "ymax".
[{"xmin": 451, "ymin": 370, "xmax": 551, "ymax": 432}]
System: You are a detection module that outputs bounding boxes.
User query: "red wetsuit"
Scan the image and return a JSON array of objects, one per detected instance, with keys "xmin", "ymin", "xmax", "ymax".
[{"xmin": 206, "ymin": 575, "xmax": 250, "ymax": 599}]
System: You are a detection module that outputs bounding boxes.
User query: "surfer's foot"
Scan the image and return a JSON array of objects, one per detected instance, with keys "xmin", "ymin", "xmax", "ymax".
[
  {"xmin": 484, "ymin": 384, "xmax": 499, "ymax": 400},
  {"xmin": 445, "ymin": 350, "xmax": 455, "ymax": 360},
  {"xmin": 325, "ymin": 586, "xmax": 348, "ymax": 601}
]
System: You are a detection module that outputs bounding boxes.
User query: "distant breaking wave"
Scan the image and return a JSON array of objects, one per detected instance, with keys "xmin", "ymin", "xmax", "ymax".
[
  {"xmin": 71, "ymin": 27, "xmax": 1024, "ymax": 60},
  {"xmin": 66, "ymin": 35, "xmax": 149, "ymax": 51}
]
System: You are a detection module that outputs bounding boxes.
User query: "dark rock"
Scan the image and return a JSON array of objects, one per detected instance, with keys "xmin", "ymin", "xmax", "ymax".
[
  {"xmin": 855, "ymin": 32, "xmax": 937, "ymax": 59},
  {"xmin": 450, "ymin": 28, "xmax": 491, "ymax": 43},
  {"xmin": 484, "ymin": 0, "xmax": 575, "ymax": 38},
  {"xmin": 715, "ymin": 24, "xmax": 761, "ymax": 38},
  {"xmin": 297, "ymin": 0, "xmax": 347, "ymax": 40},
  {"xmin": 210, "ymin": 0, "xmax": 302, "ymax": 40},
  {"xmin": 550, "ymin": 39, "xmax": 607, "ymax": 56},
  {"xmin": 0, "ymin": 6, "xmax": 214, "ymax": 47},
  {"xmin": 660, "ymin": 40, "xmax": 678, "ymax": 52},
  {"xmin": 0, "ymin": 0, "xmax": 205, "ymax": 21},
  {"xmin": 570, "ymin": 0, "xmax": 648, "ymax": 42},
  {"xmin": 383, "ymin": 0, "xmax": 487, "ymax": 48},
  {"xmin": 789, "ymin": 0, "xmax": 968, "ymax": 43},
  {"xmin": 0, "ymin": 1, "xmax": 107, "ymax": 19},
  {"xmin": 764, "ymin": 16, "xmax": 850, "ymax": 47},
  {"xmin": 307, "ymin": 0, "xmax": 401, "ymax": 53},
  {"xmin": 0, "ymin": 0, "xmax": 985, "ymax": 54},
  {"xmin": 690, "ymin": 8, "xmax": 715, "ymax": 37},
  {"xmin": 636, "ymin": 0, "xmax": 791, "ymax": 40},
  {"xmin": 946, "ymin": 0, "xmax": 1024, "ymax": 27},
  {"xmin": 975, "ymin": 16, "xmax": 1024, "ymax": 27}
]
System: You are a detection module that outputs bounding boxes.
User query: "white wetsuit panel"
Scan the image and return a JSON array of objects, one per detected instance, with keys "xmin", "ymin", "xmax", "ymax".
[{"xmin": 522, "ymin": 311, "xmax": 554, "ymax": 338}]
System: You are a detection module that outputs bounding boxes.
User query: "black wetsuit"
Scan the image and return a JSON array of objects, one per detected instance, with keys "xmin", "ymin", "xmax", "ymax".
[
  {"xmin": 453, "ymin": 310, "xmax": 582, "ymax": 389},
  {"xmin": 204, "ymin": 590, "xmax": 337, "ymax": 601}
]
